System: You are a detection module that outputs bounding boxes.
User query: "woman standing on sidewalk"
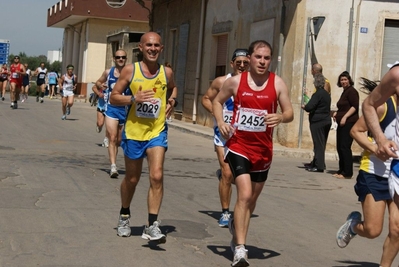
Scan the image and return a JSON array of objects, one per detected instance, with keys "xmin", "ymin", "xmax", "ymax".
[{"xmin": 332, "ymin": 71, "xmax": 359, "ymax": 179}]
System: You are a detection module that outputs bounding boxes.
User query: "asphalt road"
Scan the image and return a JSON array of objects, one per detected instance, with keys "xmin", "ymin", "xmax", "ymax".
[{"xmin": 0, "ymin": 97, "xmax": 396, "ymax": 267}]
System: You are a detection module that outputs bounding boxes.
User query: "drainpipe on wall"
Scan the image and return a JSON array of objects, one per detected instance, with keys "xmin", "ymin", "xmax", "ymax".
[
  {"xmin": 81, "ymin": 20, "xmax": 89, "ymax": 83},
  {"xmin": 192, "ymin": 0, "xmax": 206, "ymax": 124},
  {"xmin": 346, "ymin": 0, "xmax": 355, "ymax": 72},
  {"xmin": 352, "ymin": 0, "xmax": 363, "ymax": 81},
  {"xmin": 277, "ymin": 0, "xmax": 287, "ymax": 76}
]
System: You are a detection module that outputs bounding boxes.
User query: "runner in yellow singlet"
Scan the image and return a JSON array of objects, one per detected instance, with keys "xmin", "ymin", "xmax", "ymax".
[{"xmin": 110, "ymin": 32, "xmax": 177, "ymax": 243}]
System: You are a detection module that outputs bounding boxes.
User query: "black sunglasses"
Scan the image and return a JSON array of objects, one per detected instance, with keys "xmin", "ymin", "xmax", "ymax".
[
  {"xmin": 14, "ymin": 57, "xmax": 20, "ymax": 59},
  {"xmin": 115, "ymin": 56, "xmax": 127, "ymax": 60},
  {"xmin": 235, "ymin": 60, "xmax": 249, "ymax": 66}
]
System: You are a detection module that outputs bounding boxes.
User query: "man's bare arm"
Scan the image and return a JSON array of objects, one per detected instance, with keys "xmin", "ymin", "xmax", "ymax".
[
  {"xmin": 363, "ymin": 67, "xmax": 399, "ymax": 158},
  {"xmin": 19, "ymin": 65, "xmax": 26, "ymax": 76},
  {"xmin": 350, "ymin": 104, "xmax": 384, "ymax": 156},
  {"xmin": 165, "ymin": 67, "xmax": 177, "ymax": 116},
  {"xmin": 265, "ymin": 75, "xmax": 293, "ymax": 128},
  {"xmin": 95, "ymin": 69, "xmax": 109, "ymax": 91},
  {"xmin": 350, "ymin": 116, "xmax": 375, "ymax": 153},
  {"xmin": 110, "ymin": 64, "xmax": 133, "ymax": 106},
  {"xmin": 213, "ymin": 76, "xmax": 238, "ymax": 138},
  {"xmin": 58, "ymin": 75, "xmax": 64, "ymax": 89},
  {"xmin": 201, "ymin": 76, "xmax": 225, "ymax": 114}
]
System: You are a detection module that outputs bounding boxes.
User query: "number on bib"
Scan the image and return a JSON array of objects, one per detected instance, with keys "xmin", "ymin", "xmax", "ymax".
[
  {"xmin": 237, "ymin": 108, "xmax": 267, "ymax": 132},
  {"xmin": 135, "ymin": 98, "xmax": 161, "ymax": 118},
  {"xmin": 223, "ymin": 110, "xmax": 233, "ymax": 123}
]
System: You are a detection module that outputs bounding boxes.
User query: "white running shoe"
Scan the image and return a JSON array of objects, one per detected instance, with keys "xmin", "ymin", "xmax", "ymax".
[
  {"xmin": 102, "ymin": 137, "xmax": 109, "ymax": 148},
  {"xmin": 141, "ymin": 221, "xmax": 166, "ymax": 243},
  {"xmin": 336, "ymin": 211, "xmax": 362, "ymax": 248},
  {"xmin": 117, "ymin": 214, "xmax": 131, "ymax": 237},
  {"xmin": 110, "ymin": 164, "xmax": 118, "ymax": 178},
  {"xmin": 231, "ymin": 245, "xmax": 249, "ymax": 267},
  {"xmin": 218, "ymin": 212, "xmax": 231, "ymax": 227}
]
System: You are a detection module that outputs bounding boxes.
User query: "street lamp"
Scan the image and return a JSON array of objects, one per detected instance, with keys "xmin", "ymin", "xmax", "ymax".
[{"xmin": 298, "ymin": 16, "xmax": 325, "ymax": 148}]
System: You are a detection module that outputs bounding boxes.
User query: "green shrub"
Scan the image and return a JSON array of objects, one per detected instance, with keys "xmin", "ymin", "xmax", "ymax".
[{"xmin": 29, "ymin": 83, "xmax": 37, "ymax": 96}]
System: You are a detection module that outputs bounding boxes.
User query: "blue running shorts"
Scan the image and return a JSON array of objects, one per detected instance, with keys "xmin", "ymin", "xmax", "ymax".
[
  {"xmin": 121, "ymin": 127, "xmax": 168, "ymax": 160},
  {"xmin": 354, "ymin": 170, "xmax": 390, "ymax": 202},
  {"xmin": 105, "ymin": 105, "xmax": 126, "ymax": 125},
  {"xmin": 97, "ymin": 97, "xmax": 106, "ymax": 112}
]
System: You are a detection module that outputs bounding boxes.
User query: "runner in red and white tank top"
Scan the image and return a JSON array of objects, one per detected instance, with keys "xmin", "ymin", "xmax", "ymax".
[
  {"xmin": 212, "ymin": 40, "xmax": 294, "ymax": 267},
  {"xmin": 226, "ymin": 71, "xmax": 277, "ymax": 171},
  {"xmin": 10, "ymin": 62, "xmax": 22, "ymax": 85},
  {"xmin": 9, "ymin": 56, "xmax": 26, "ymax": 109}
]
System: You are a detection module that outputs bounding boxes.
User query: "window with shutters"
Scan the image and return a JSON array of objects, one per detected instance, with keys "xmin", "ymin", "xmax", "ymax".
[
  {"xmin": 215, "ymin": 34, "xmax": 228, "ymax": 77},
  {"xmin": 169, "ymin": 29, "xmax": 178, "ymax": 69},
  {"xmin": 381, "ymin": 19, "xmax": 399, "ymax": 77}
]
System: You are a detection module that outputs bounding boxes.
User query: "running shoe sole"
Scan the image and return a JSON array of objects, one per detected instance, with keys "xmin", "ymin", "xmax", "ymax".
[
  {"xmin": 110, "ymin": 172, "xmax": 119, "ymax": 178},
  {"xmin": 231, "ymin": 259, "xmax": 249, "ymax": 267},
  {"xmin": 141, "ymin": 233, "xmax": 166, "ymax": 243}
]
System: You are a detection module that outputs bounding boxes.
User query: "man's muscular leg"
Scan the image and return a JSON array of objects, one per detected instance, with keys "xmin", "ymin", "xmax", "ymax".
[{"xmin": 216, "ymin": 146, "xmax": 233, "ymax": 211}]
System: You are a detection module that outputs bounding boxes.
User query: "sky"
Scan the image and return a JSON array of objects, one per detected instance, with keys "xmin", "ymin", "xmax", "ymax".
[{"xmin": 0, "ymin": 0, "xmax": 64, "ymax": 57}]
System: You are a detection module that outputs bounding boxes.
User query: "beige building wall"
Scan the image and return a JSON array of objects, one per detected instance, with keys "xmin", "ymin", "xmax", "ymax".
[
  {"xmin": 198, "ymin": 0, "xmax": 399, "ymax": 151},
  {"xmin": 152, "ymin": 0, "xmax": 203, "ymax": 121},
  {"xmin": 157, "ymin": 0, "xmax": 399, "ymax": 152},
  {"xmin": 352, "ymin": 1, "xmax": 399, "ymax": 85},
  {"xmin": 287, "ymin": 0, "xmax": 399, "ymax": 151},
  {"xmin": 62, "ymin": 18, "xmax": 149, "ymax": 95}
]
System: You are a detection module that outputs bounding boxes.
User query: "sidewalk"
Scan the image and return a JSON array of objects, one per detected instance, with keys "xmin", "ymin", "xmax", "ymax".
[
  {"xmin": 63, "ymin": 94, "xmax": 339, "ymax": 161},
  {"xmin": 167, "ymin": 119, "xmax": 339, "ymax": 161}
]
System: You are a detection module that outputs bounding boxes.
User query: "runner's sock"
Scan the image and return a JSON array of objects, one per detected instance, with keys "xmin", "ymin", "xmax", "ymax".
[
  {"xmin": 120, "ymin": 207, "xmax": 130, "ymax": 215},
  {"xmin": 148, "ymin": 213, "xmax": 158, "ymax": 226}
]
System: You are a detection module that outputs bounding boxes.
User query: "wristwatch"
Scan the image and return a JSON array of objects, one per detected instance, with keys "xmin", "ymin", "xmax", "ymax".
[
  {"xmin": 173, "ymin": 97, "xmax": 178, "ymax": 107},
  {"xmin": 131, "ymin": 95, "xmax": 135, "ymax": 103}
]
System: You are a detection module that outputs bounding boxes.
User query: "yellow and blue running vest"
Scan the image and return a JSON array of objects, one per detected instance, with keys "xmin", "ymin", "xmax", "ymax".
[
  {"xmin": 359, "ymin": 96, "xmax": 396, "ymax": 178},
  {"xmin": 125, "ymin": 62, "xmax": 168, "ymax": 141}
]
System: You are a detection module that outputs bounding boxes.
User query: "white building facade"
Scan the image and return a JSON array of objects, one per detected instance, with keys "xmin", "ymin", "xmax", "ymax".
[{"xmin": 47, "ymin": 50, "xmax": 62, "ymax": 64}]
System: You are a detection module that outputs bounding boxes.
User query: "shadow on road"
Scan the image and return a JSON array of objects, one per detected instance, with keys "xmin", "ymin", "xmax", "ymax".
[
  {"xmin": 333, "ymin": 260, "xmax": 379, "ymax": 267},
  {"xmin": 207, "ymin": 244, "xmax": 280, "ymax": 261},
  {"xmin": 98, "ymin": 168, "xmax": 126, "ymax": 177},
  {"xmin": 198, "ymin": 210, "xmax": 259, "ymax": 222}
]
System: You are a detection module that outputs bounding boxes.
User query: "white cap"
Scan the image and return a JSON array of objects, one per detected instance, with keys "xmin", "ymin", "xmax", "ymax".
[{"xmin": 387, "ymin": 60, "xmax": 399, "ymax": 68}]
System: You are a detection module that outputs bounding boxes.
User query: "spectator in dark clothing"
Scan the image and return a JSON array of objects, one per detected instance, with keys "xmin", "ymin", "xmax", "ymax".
[
  {"xmin": 332, "ymin": 71, "xmax": 359, "ymax": 179},
  {"xmin": 303, "ymin": 73, "xmax": 332, "ymax": 172}
]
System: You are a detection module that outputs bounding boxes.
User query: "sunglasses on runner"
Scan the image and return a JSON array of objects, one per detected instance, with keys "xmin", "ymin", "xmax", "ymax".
[{"xmin": 115, "ymin": 56, "xmax": 127, "ymax": 60}]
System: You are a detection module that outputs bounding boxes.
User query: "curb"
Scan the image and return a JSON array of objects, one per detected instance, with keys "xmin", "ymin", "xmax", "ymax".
[
  {"xmin": 167, "ymin": 121, "xmax": 339, "ymax": 161},
  {"xmin": 167, "ymin": 121, "xmax": 214, "ymax": 141}
]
